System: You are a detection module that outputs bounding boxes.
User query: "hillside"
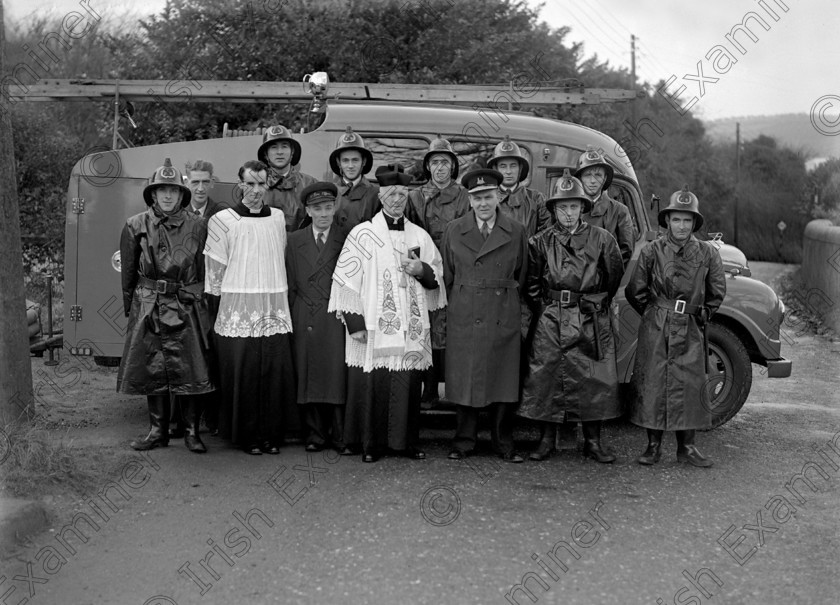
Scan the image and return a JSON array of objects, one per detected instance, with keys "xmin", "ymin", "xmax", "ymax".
[{"xmin": 705, "ymin": 113, "xmax": 840, "ymax": 160}]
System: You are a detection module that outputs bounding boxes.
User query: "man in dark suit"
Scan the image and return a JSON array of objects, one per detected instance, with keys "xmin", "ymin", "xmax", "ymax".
[
  {"xmin": 286, "ymin": 182, "xmax": 351, "ymax": 454},
  {"xmin": 441, "ymin": 169, "xmax": 529, "ymax": 463}
]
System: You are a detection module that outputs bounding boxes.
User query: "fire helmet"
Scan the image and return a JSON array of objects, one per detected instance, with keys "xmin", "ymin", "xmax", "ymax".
[
  {"xmin": 328, "ymin": 126, "xmax": 373, "ymax": 176},
  {"xmin": 143, "ymin": 158, "xmax": 191, "ymax": 208},
  {"xmin": 487, "ymin": 135, "xmax": 529, "ymax": 182},
  {"xmin": 257, "ymin": 124, "xmax": 302, "ymax": 167},
  {"xmin": 658, "ymin": 184, "xmax": 704, "ymax": 232},
  {"xmin": 574, "ymin": 146, "xmax": 614, "ymax": 192}
]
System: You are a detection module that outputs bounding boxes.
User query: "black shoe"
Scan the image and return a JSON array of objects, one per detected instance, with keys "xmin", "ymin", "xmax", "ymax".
[
  {"xmin": 404, "ymin": 447, "xmax": 426, "ymax": 460},
  {"xmin": 184, "ymin": 433, "xmax": 207, "ymax": 453},
  {"xmin": 339, "ymin": 446, "xmax": 355, "ymax": 456},
  {"xmin": 448, "ymin": 449, "xmax": 466, "ymax": 460},
  {"xmin": 130, "ymin": 433, "xmax": 168, "ymax": 451},
  {"xmin": 245, "ymin": 445, "xmax": 262, "ymax": 455},
  {"xmin": 637, "ymin": 443, "xmax": 662, "ymax": 465},
  {"xmin": 677, "ymin": 445, "xmax": 713, "ymax": 467},
  {"xmin": 501, "ymin": 451, "xmax": 525, "ymax": 464},
  {"xmin": 261, "ymin": 442, "xmax": 280, "ymax": 455},
  {"xmin": 583, "ymin": 441, "xmax": 616, "ymax": 463},
  {"xmin": 362, "ymin": 452, "xmax": 379, "ymax": 463},
  {"xmin": 305, "ymin": 443, "xmax": 323, "ymax": 453},
  {"xmin": 529, "ymin": 446, "xmax": 555, "ymax": 461}
]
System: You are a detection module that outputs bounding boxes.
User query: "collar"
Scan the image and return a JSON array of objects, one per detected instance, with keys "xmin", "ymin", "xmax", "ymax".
[
  {"xmin": 500, "ymin": 183, "xmax": 519, "ymax": 195},
  {"xmin": 313, "ymin": 225, "xmax": 331, "ymax": 240},
  {"xmin": 664, "ymin": 232, "xmax": 696, "ymax": 252},
  {"xmin": 383, "ymin": 211, "xmax": 405, "ymax": 231},
  {"xmin": 476, "ymin": 214, "xmax": 496, "ymax": 231},
  {"xmin": 149, "ymin": 205, "xmax": 185, "ymax": 226},
  {"xmin": 233, "ymin": 201, "xmax": 271, "ymax": 217}
]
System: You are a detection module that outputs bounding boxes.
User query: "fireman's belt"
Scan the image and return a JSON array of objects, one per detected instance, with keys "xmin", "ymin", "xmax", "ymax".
[
  {"xmin": 138, "ymin": 275, "xmax": 187, "ymax": 294},
  {"xmin": 454, "ymin": 278, "xmax": 519, "ymax": 289},
  {"xmin": 546, "ymin": 290, "xmax": 608, "ymax": 309},
  {"xmin": 653, "ymin": 296, "xmax": 702, "ymax": 316}
]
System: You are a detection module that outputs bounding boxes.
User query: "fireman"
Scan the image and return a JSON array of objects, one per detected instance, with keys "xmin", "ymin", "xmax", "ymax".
[
  {"xmin": 329, "ymin": 126, "xmax": 381, "ymax": 230},
  {"xmin": 518, "ymin": 171, "xmax": 624, "ymax": 462},
  {"xmin": 574, "ymin": 146, "xmax": 635, "ymax": 268},
  {"xmin": 406, "ymin": 136, "xmax": 470, "ymax": 405},
  {"xmin": 117, "ymin": 158, "xmax": 214, "ymax": 453},
  {"xmin": 257, "ymin": 124, "xmax": 317, "ymax": 231},
  {"xmin": 625, "ymin": 185, "xmax": 726, "ymax": 467}
]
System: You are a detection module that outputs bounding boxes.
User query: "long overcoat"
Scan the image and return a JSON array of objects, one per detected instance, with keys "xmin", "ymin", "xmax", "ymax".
[
  {"xmin": 442, "ymin": 210, "xmax": 528, "ymax": 407},
  {"xmin": 518, "ymin": 222, "xmax": 624, "ymax": 422},
  {"xmin": 499, "ymin": 186, "xmax": 552, "ymax": 238},
  {"xmin": 625, "ymin": 235, "xmax": 726, "ymax": 430},
  {"xmin": 286, "ymin": 226, "xmax": 348, "ymax": 404},
  {"xmin": 116, "ymin": 208, "xmax": 214, "ymax": 395}
]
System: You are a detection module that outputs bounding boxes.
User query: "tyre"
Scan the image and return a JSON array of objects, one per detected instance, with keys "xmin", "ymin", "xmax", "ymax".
[{"xmin": 702, "ymin": 322, "xmax": 753, "ymax": 429}]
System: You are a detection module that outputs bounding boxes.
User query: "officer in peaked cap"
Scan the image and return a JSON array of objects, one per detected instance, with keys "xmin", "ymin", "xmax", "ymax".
[
  {"xmin": 441, "ymin": 167, "xmax": 529, "ymax": 464},
  {"xmin": 488, "ymin": 136, "xmax": 551, "ymax": 239},
  {"xmin": 118, "ymin": 158, "xmax": 214, "ymax": 454},
  {"xmin": 625, "ymin": 185, "xmax": 726, "ymax": 468},
  {"xmin": 517, "ymin": 170, "xmax": 624, "ymax": 463},
  {"xmin": 329, "ymin": 126, "xmax": 381, "ymax": 230},
  {"xmin": 405, "ymin": 136, "xmax": 471, "ymax": 406},
  {"xmin": 575, "ymin": 146, "xmax": 634, "ymax": 268},
  {"xmin": 256, "ymin": 124, "xmax": 317, "ymax": 232},
  {"xmin": 286, "ymin": 181, "xmax": 351, "ymax": 456},
  {"xmin": 329, "ymin": 163, "xmax": 445, "ymax": 463}
]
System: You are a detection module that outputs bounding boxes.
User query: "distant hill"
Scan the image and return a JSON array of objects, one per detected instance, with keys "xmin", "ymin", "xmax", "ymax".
[{"xmin": 704, "ymin": 113, "xmax": 840, "ymax": 160}]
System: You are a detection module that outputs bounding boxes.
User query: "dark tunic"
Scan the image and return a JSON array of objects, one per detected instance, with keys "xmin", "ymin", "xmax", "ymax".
[
  {"xmin": 117, "ymin": 207, "xmax": 214, "ymax": 395},
  {"xmin": 518, "ymin": 222, "xmax": 624, "ymax": 422},
  {"xmin": 583, "ymin": 192, "xmax": 635, "ymax": 268},
  {"xmin": 406, "ymin": 180, "xmax": 470, "ymax": 349},
  {"xmin": 264, "ymin": 166, "xmax": 318, "ymax": 232},
  {"xmin": 333, "ymin": 177, "xmax": 381, "ymax": 231},
  {"xmin": 625, "ymin": 234, "xmax": 727, "ymax": 430},
  {"xmin": 286, "ymin": 225, "xmax": 348, "ymax": 404},
  {"xmin": 442, "ymin": 210, "xmax": 528, "ymax": 407},
  {"xmin": 499, "ymin": 185, "xmax": 552, "ymax": 238}
]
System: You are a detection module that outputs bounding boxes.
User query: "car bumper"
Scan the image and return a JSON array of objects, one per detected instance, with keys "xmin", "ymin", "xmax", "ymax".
[{"xmin": 766, "ymin": 358, "xmax": 792, "ymax": 378}]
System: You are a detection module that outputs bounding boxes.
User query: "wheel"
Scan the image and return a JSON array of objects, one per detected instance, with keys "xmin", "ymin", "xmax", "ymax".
[{"xmin": 702, "ymin": 322, "xmax": 752, "ymax": 429}]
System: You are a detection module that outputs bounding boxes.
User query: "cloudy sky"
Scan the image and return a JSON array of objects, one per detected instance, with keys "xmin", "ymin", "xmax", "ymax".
[{"xmin": 4, "ymin": 0, "xmax": 838, "ymax": 123}]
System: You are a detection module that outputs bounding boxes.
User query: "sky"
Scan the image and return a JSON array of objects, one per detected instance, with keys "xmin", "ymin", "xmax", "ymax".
[{"xmin": 3, "ymin": 0, "xmax": 839, "ymax": 124}]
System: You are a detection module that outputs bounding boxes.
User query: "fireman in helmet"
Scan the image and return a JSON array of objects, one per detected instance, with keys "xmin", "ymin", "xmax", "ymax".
[
  {"xmin": 575, "ymin": 146, "xmax": 634, "ymax": 268},
  {"xmin": 406, "ymin": 136, "xmax": 470, "ymax": 405},
  {"xmin": 329, "ymin": 126, "xmax": 382, "ymax": 230},
  {"xmin": 518, "ymin": 170, "xmax": 624, "ymax": 462},
  {"xmin": 117, "ymin": 158, "xmax": 214, "ymax": 453},
  {"xmin": 488, "ymin": 135, "xmax": 551, "ymax": 238},
  {"xmin": 625, "ymin": 185, "xmax": 726, "ymax": 467},
  {"xmin": 256, "ymin": 124, "xmax": 317, "ymax": 231}
]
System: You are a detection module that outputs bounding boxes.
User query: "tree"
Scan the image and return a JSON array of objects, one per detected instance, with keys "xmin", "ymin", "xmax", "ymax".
[{"xmin": 1, "ymin": 1, "xmax": 35, "ymax": 425}]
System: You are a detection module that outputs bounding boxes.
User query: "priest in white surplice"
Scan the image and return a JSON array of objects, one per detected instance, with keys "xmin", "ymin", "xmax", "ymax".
[
  {"xmin": 204, "ymin": 160, "xmax": 298, "ymax": 455},
  {"xmin": 329, "ymin": 164, "xmax": 446, "ymax": 463}
]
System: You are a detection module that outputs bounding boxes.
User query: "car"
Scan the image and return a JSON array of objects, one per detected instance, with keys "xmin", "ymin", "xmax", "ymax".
[{"xmin": 62, "ymin": 79, "xmax": 791, "ymax": 427}]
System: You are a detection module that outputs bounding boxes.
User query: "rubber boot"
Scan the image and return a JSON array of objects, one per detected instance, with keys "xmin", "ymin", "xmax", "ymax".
[
  {"xmin": 581, "ymin": 421, "xmax": 616, "ymax": 463},
  {"xmin": 637, "ymin": 429, "xmax": 663, "ymax": 465},
  {"xmin": 676, "ymin": 430, "xmax": 713, "ymax": 467},
  {"xmin": 130, "ymin": 395, "xmax": 170, "ymax": 450},
  {"xmin": 169, "ymin": 393, "xmax": 185, "ymax": 439},
  {"xmin": 529, "ymin": 422, "xmax": 557, "ymax": 461},
  {"xmin": 182, "ymin": 396, "xmax": 207, "ymax": 453}
]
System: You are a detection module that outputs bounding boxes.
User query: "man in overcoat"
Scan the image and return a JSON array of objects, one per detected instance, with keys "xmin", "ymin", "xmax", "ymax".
[
  {"xmin": 258, "ymin": 124, "xmax": 318, "ymax": 232},
  {"xmin": 625, "ymin": 185, "xmax": 726, "ymax": 467},
  {"xmin": 329, "ymin": 126, "xmax": 381, "ymax": 231},
  {"xmin": 518, "ymin": 171, "xmax": 624, "ymax": 462},
  {"xmin": 118, "ymin": 158, "xmax": 214, "ymax": 453},
  {"xmin": 442, "ymin": 168, "xmax": 528, "ymax": 463},
  {"xmin": 488, "ymin": 136, "xmax": 551, "ymax": 239},
  {"xmin": 405, "ymin": 136, "xmax": 470, "ymax": 404},
  {"xmin": 286, "ymin": 182, "xmax": 350, "ymax": 454},
  {"xmin": 574, "ymin": 147, "xmax": 635, "ymax": 268}
]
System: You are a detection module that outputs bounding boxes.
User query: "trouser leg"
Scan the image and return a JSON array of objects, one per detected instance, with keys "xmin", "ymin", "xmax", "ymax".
[{"xmin": 452, "ymin": 405, "xmax": 479, "ymax": 454}]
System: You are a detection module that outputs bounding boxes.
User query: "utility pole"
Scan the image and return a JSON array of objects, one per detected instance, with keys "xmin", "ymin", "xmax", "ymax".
[
  {"xmin": 0, "ymin": 2, "xmax": 35, "ymax": 426},
  {"xmin": 630, "ymin": 34, "xmax": 637, "ymax": 125},
  {"xmin": 734, "ymin": 122, "xmax": 740, "ymax": 248}
]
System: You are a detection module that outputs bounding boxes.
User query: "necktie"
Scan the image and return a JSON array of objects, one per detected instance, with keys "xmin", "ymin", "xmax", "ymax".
[
  {"xmin": 481, "ymin": 222, "xmax": 490, "ymax": 240},
  {"xmin": 316, "ymin": 232, "xmax": 325, "ymax": 252},
  {"xmin": 193, "ymin": 209, "xmax": 200, "ymax": 216}
]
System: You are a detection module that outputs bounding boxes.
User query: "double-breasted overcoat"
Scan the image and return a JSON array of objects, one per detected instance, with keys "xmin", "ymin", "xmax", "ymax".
[
  {"xmin": 286, "ymin": 226, "xmax": 348, "ymax": 404},
  {"xmin": 624, "ymin": 235, "xmax": 727, "ymax": 430},
  {"xmin": 518, "ymin": 221, "xmax": 624, "ymax": 422},
  {"xmin": 442, "ymin": 210, "xmax": 528, "ymax": 407},
  {"xmin": 117, "ymin": 207, "xmax": 213, "ymax": 395}
]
